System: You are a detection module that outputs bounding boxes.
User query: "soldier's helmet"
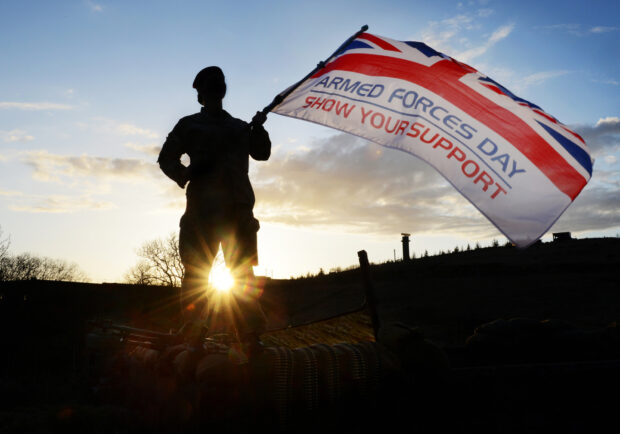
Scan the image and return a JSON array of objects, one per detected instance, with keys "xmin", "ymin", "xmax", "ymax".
[{"xmin": 193, "ymin": 66, "xmax": 226, "ymax": 99}]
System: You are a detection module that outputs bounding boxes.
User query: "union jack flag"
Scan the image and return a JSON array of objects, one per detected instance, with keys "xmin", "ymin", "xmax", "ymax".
[{"xmin": 272, "ymin": 31, "xmax": 593, "ymax": 247}]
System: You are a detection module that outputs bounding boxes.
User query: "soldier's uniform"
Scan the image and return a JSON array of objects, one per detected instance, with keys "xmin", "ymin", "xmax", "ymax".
[{"xmin": 158, "ymin": 105, "xmax": 270, "ymax": 337}]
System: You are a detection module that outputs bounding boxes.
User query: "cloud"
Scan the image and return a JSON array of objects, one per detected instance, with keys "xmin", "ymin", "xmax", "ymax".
[
  {"xmin": 251, "ymin": 116, "xmax": 620, "ymax": 239},
  {"xmin": 0, "ymin": 102, "xmax": 74, "ymax": 110},
  {"xmin": 420, "ymin": 15, "xmax": 475, "ymax": 53},
  {"xmin": 80, "ymin": 117, "xmax": 160, "ymax": 139},
  {"xmin": 8, "ymin": 194, "xmax": 115, "ymax": 213},
  {"xmin": 551, "ymin": 183, "xmax": 620, "ymax": 233},
  {"xmin": 419, "ymin": 10, "xmax": 513, "ymax": 64},
  {"xmin": 87, "ymin": 1, "xmax": 103, "ymax": 12},
  {"xmin": 0, "ymin": 188, "xmax": 23, "ymax": 197},
  {"xmin": 572, "ymin": 117, "xmax": 620, "ymax": 155},
  {"xmin": 589, "ymin": 26, "xmax": 618, "ymax": 34},
  {"xmin": 455, "ymin": 23, "xmax": 514, "ymax": 62},
  {"xmin": 157, "ymin": 183, "xmax": 186, "ymax": 211},
  {"xmin": 475, "ymin": 64, "xmax": 572, "ymax": 94},
  {"xmin": 595, "ymin": 117, "xmax": 620, "ymax": 131},
  {"xmin": 1, "ymin": 129, "xmax": 34, "ymax": 143},
  {"xmin": 0, "ymin": 149, "xmax": 171, "ymax": 215},
  {"xmin": 1, "ymin": 149, "xmax": 165, "ymax": 214},
  {"xmin": 593, "ymin": 78, "xmax": 619, "ymax": 86},
  {"xmin": 511, "ymin": 70, "xmax": 571, "ymax": 92},
  {"xmin": 538, "ymin": 23, "xmax": 618, "ymax": 36},
  {"xmin": 538, "ymin": 23, "xmax": 581, "ymax": 34},
  {"xmin": 115, "ymin": 123, "xmax": 159, "ymax": 139},
  {"xmin": 124, "ymin": 142, "xmax": 161, "ymax": 156},
  {"xmin": 253, "ymin": 133, "xmax": 491, "ymax": 237},
  {"xmin": 488, "ymin": 24, "xmax": 513, "ymax": 43},
  {"xmin": 21, "ymin": 150, "xmax": 159, "ymax": 183}
]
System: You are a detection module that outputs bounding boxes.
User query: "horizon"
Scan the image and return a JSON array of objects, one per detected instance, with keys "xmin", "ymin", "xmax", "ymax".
[{"xmin": 1, "ymin": 0, "xmax": 618, "ymax": 283}]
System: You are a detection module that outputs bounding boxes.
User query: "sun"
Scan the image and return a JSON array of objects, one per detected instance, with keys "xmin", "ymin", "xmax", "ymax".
[{"xmin": 209, "ymin": 262, "xmax": 235, "ymax": 292}]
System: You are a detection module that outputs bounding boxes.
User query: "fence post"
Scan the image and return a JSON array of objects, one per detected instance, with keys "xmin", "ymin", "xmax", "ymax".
[{"xmin": 357, "ymin": 250, "xmax": 380, "ymax": 339}]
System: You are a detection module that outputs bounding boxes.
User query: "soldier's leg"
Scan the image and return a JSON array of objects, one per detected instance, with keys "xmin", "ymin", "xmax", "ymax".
[
  {"xmin": 221, "ymin": 213, "xmax": 267, "ymax": 338},
  {"xmin": 178, "ymin": 213, "xmax": 219, "ymax": 321}
]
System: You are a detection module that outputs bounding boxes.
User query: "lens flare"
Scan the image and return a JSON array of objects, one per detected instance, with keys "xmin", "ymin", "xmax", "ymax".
[{"xmin": 209, "ymin": 262, "xmax": 235, "ymax": 292}]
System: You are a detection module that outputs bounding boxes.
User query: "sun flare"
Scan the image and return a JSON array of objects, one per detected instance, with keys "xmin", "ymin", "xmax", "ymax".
[{"xmin": 209, "ymin": 263, "xmax": 235, "ymax": 292}]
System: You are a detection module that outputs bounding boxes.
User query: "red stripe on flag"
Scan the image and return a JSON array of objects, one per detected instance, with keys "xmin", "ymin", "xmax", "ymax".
[
  {"xmin": 311, "ymin": 53, "xmax": 587, "ymax": 200},
  {"xmin": 482, "ymin": 83, "xmax": 505, "ymax": 96},
  {"xmin": 358, "ymin": 33, "xmax": 401, "ymax": 52},
  {"xmin": 533, "ymin": 108, "xmax": 559, "ymax": 124}
]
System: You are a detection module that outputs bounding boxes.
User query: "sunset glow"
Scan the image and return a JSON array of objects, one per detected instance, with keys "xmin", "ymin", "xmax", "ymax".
[{"xmin": 209, "ymin": 263, "xmax": 235, "ymax": 293}]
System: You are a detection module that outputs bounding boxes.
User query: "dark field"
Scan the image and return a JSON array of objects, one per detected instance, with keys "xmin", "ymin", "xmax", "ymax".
[
  {"xmin": 265, "ymin": 237, "xmax": 619, "ymax": 347},
  {"xmin": 1, "ymin": 237, "xmax": 619, "ymax": 432}
]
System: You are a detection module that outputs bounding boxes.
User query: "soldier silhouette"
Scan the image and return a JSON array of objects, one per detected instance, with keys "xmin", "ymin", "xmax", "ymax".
[{"xmin": 158, "ymin": 66, "xmax": 270, "ymax": 348}]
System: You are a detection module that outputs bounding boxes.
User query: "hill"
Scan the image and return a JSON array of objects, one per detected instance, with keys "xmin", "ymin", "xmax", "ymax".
[
  {"xmin": 1, "ymin": 236, "xmax": 618, "ymax": 433},
  {"xmin": 1, "ymin": 236, "xmax": 618, "ymax": 350},
  {"xmin": 263, "ymin": 236, "xmax": 620, "ymax": 347}
]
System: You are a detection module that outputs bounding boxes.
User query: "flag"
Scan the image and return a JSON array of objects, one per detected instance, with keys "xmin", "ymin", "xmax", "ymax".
[{"xmin": 271, "ymin": 32, "xmax": 593, "ymax": 247}]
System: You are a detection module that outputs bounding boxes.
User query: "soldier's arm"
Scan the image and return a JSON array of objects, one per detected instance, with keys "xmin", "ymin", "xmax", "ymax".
[
  {"xmin": 248, "ymin": 122, "xmax": 271, "ymax": 161},
  {"xmin": 157, "ymin": 123, "xmax": 189, "ymax": 188}
]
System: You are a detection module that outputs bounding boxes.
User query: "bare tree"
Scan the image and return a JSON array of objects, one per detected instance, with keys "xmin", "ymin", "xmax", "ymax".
[
  {"xmin": 0, "ymin": 226, "xmax": 9, "ymax": 281},
  {"xmin": 0, "ymin": 252, "xmax": 89, "ymax": 282},
  {"xmin": 0, "ymin": 225, "xmax": 9, "ymax": 261},
  {"xmin": 0, "ymin": 226, "xmax": 89, "ymax": 282},
  {"xmin": 125, "ymin": 232, "xmax": 184, "ymax": 287},
  {"xmin": 125, "ymin": 260, "xmax": 156, "ymax": 285}
]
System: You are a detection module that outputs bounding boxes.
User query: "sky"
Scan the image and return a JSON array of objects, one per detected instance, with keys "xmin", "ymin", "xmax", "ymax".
[{"xmin": 0, "ymin": 0, "xmax": 618, "ymax": 282}]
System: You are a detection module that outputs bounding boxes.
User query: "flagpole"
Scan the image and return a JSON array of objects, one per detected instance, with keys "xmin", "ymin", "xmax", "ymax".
[{"xmin": 252, "ymin": 24, "xmax": 369, "ymax": 125}]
